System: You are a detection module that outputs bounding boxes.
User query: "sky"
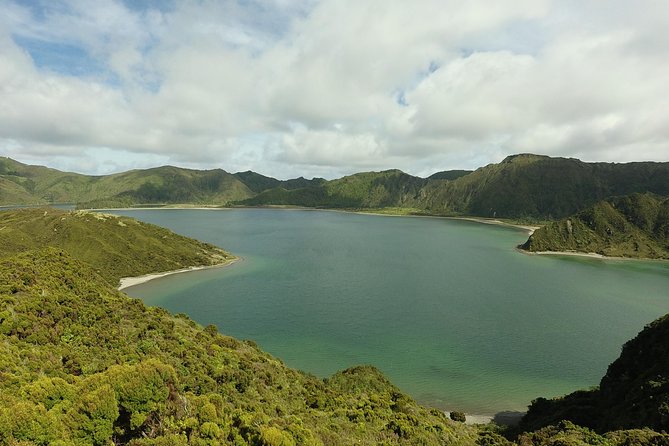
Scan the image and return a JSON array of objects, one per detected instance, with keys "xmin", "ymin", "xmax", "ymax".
[{"xmin": 1, "ymin": 0, "xmax": 668, "ymax": 179}]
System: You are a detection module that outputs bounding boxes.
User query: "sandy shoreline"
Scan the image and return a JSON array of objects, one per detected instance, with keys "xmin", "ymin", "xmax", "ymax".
[
  {"xmin": 86, "ymin": 205, "xmax": 540, "ymax": 235},
  {"xmin": 118, "ymin": 257, "xmax": 240, "ymax": 290},
  {"xmin": 102, "ymin": 204, "xmax": 664, "ymax": 269},
  {"xmin": 520, "ymin": 249, "xmax": 669, "ymax": 263},
  {"xmin": 446, "ymin": 216, "xmax": 539, "ymax": 235},
  {"xmin": 521, "ymin": 250, "xmax": 606, "ymax": 259},
  {"xmin": 445, "ymin": 411, "xmax": 525, "ymax": 426}
]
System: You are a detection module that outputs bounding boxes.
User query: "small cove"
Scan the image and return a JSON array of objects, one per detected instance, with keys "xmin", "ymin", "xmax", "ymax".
[{"xmin": 116, "ymin": 208, "xmax": 669, "ymax": 415}]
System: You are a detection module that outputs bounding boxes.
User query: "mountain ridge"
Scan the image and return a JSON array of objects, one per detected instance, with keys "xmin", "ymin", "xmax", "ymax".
[{"xmin": 4, "ymin": 155, "xmax": 669, "ymax": 220}]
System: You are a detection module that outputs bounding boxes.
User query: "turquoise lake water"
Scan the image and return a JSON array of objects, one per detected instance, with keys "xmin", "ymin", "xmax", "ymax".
[{"xmin": 115, "ymin": 208, "xmax": 669, "ymax": 415}]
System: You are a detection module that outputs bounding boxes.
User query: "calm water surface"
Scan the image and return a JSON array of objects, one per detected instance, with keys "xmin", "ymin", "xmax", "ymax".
[{"xmin": 115, "ymin": 209, "xmax": 669, "ymax": 415}]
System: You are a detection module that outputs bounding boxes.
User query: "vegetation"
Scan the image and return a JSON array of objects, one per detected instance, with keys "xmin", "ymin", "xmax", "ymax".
[
  {"xmin": 519, "ymin": 312, "xmax": 669, "ymax": 435},
  {"xmin": 418, "ymin": 154, "xmax": 669, "ymax": 219},
  {"xmin": 1, "ymin": 204, "xmax": 669, "ymax": 444},
  {"xmin": 232, "ymin": 171, "xmax": 325, "ymax": 194},
  {"xmin": 516, "ymin": 421, "xmax": 669, "ymax": 446},
  {"xmin": 521, "ymin": 193, "xmax": 669, "ymax": 259},
  {"xmin": 0, "ymin": 207, "xmax": 233, "ymax": 285},
  {"xmin": 239, "ymin": 154, "xmax": 669, "ymax": 219},
  {"xmin": 427, "ymin": 170, "xmax": 473, "ymax": 181},
  {"xmin": 238, "ymin": 169, "xmax": 427, "ymax": 209},
  {"xmin": 0, "ymin": 158, "xmax": 254, "ymax": 208},
  {"xmin": 0, "ymin": 248, "xmax": 483, "ymax": 445},
  {"xmin": 450, "ymin": 412, "xmax": 467, "ymax": 423},
  {"xmin": 3, "ymin": 155, "xmax": 669, "ymax": 221}
]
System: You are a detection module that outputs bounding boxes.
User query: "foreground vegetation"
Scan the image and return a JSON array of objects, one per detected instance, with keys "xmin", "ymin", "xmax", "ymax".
[
  {"xmin": 518, "ymin": 311, "xmax": 669, "ymax": 435},
  {"xmin": 0, "ymin": 248, "xmax": 481, "ymax": 445},
  {"xmin": 521, "ymin": 193, "xmax": 669, "ymax": 259},
  {"xmin": 2, "ymin": 206, "xmax": 669, "ymax": 444},
  {"xmin": 3, "ymin": 248, "xmax": 668, "ymax": 445}
]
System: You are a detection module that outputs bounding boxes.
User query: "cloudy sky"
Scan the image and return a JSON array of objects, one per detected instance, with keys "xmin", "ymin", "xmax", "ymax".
[{"xmin": 1, "ymin": 0, "xmax": 667, "ymax": 179}]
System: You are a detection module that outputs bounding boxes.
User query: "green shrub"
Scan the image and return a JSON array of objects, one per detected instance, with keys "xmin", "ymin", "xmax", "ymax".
[{"xmin": 450, "ymin": 411, "xmax": 467, "ymax": 422}]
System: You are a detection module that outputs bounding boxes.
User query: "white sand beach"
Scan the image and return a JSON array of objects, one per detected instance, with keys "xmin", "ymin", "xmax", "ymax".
[
  {"xmin": 526, "ymin": 250, "xmax": 606, "ymax": 259},
  {"xmin": 118, "ymin": 257, "xmax": 240, "ymax": 290}
]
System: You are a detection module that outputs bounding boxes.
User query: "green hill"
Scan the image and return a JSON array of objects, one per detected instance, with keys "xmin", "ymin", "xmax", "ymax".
[
  {"xmin": 427, "ymin": 170, "xmax": 473, "ymax": 181},
  {"xmin": 237, "ymin": 155, "xmax": 669, "ymax": 219},
  {"xmin": 1, "ymin": 205, "xmax": 668, "ymax": 444},
  {"xmin": 0, "ymin": 157, "xmax": 254, "ymax": 208},
  {"xmin": 419, "ymin": 154, "xmax": 669, "ymax": 219},
  {"xmin": 75, "ymin": 166, "xmax": 254, "ymax": 209},
  {"xmin": 0, "ymin": 207, "xmax": 233, "ymax": 285},
  {"xmin": 232, "ymin": 171, "xmax": 326, "ymax": 194},
  {"xmin": 520, "ymin": 193, "xmax": 669, "ymax": 259},
  {"xmin": 238, "ymin": 169, "xmax": 427, "ymax": 210},
  {"xmin": 3, "ymin": 155, "xmax": 669, "ymax": 220},
  {"xmin": 518, "ymin": 312, "xmax": 669, "ymax": 435},
  {"xmin": 0, "ymin": 248, "xmax": 485, "ymax": 445}
]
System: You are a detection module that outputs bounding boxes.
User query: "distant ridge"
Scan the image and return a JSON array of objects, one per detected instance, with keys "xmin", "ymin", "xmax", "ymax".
[
  {"xmin": 2, "ymin": 155, "xmax": 669, "ymax": 219},
  {"xmin": 237, "ymin": 169, "xmax": 427, "ymax": 209},
  {"xmin": 0, "ymin": 157, "xmax": 254, "ymax": 208},
  {"xmin": 417, "ymin": 154, "xmax": 669, "ymax": 219},
  {"xmin": 427, "ymin": 170, "xmax": 473, "ymax": 180}
]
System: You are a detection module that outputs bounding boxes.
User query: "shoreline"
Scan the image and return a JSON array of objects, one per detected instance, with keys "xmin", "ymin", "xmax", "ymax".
[
  {"xmin": 520, "ymin": 249, "xmax": 606, "ymax": 259},
  {"xmin": 118, "ymin": 257, "xmax": 241, "ymax": 290},
  {"xmin": 445, "ymin": 411, "xmax": 525, "ymax": 426},
  {"xmin": 94, "ymin": 205, "xmax": 666, "ymax": 264},
  {"xmin": 519, "ymin": 248, "xmax": 669, "ymax": 263},
  {"xmin": 87, "ymin": 205, "xmax": 231, "ymax": 212},
  {"xmin": 86, "ymin": 204, "xmax": 540, "ymax": 235},
  {"xmin": 445, "ymin": 216, "xmax": 539, "ymax": 235}
]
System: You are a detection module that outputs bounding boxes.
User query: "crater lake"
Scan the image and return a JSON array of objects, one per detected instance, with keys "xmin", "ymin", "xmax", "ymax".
[{"xmin": 115, "ymin": 208, "xmax": 669, "ymax": 416}]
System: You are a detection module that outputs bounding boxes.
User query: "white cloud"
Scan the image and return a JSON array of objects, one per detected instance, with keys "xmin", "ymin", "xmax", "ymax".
[{"xmin": 0, "ymin": 0, "xmax": 668, "ymax": 178}]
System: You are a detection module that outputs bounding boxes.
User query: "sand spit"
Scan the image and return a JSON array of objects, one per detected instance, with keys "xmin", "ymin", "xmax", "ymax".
[{"xmin": 118, "ymin": 258, "xmax": 240, "ymax": 290}]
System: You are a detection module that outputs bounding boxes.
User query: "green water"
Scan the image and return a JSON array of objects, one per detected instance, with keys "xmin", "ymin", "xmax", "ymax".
[{"xmin": 116, "ymin": 208, "xmax": 669, "ymax": 415}]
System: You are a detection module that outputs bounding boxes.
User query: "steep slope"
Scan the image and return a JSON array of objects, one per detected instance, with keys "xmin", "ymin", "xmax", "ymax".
[
  {"xmin": 0, "ymin": 249, "xmax": 480, "ymax": 445},
  {"xmin": 419, "ymin": 154, "xmax": 669, "ymax": 219},
  {"xmin": 0, "ymin": 176, "xmax": 42, "ymax": 205},
  {"xmin": 233, "ymin": 171, "xmax": 326, "ymax": 193},
  {"xmin": 427, "ymin": 170, "xmax": 473, "ymax": 181},
  {"xmin": 233, "ymin": 171, "xmax": 283, "ymax": 193},
  {"xmin": 0, "ymin": 207, "xmax": 233, "ymax": 285},
  {"xmin": 77, "ymin": 166, "xmax": 254, "ymax": 208},
  {"xmin": 1, "ymin": 156, "xmax": 95, "ymax": 204},
  {"xmin": 0, "ymin": 158, "xmax": 255, "ymax": 207},
  {"xmin": 238, "ymin": 169, "xmax": 427, "ymax": 209},
  {"xmin": 237, "ymin": 154, "xmax": 669, "ymax": 219},
  {"xmin": 519, "ymin": 312, "xmax": 669, "ymax": 434},
  {"xmin": 4, "ymin": 155, "xmax": 669, "ymax": 218},
  {"xmin": 521, "ymin": 193, "xmax": 669, "ymax": 259}
]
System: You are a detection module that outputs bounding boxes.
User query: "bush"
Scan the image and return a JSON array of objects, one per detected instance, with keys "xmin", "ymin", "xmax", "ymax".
[{"xmin": 450, "ymin": 411, "xmax": 467, "ymax": 422}]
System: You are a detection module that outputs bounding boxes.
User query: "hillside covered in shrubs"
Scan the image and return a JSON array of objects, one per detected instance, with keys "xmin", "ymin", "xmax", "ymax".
[{"xmin": 2, "ymin": 207, "xmax": 669, "ymax": 445}]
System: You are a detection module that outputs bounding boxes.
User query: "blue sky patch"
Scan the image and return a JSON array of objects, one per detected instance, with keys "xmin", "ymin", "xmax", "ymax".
[{"xmin": 12, "ymin": 34, "xmax": 111, "ymax": 79}]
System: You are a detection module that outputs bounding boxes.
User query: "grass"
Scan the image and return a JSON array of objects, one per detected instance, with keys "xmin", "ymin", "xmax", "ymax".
[
  {"xmin": 1, "ymin": 203, "xmax": 667, "ymax": 444},
  {"xmin": 0, "ymin": 207, "xmax": 234, "ymax": 285},
  {"xmin": 521, "ymin": 193, "xmax": 669, "ymax": 259}
]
